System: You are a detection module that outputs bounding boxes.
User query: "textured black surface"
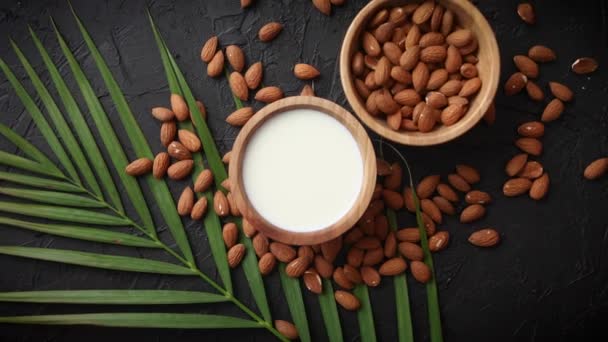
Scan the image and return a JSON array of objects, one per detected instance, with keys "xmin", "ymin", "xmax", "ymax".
[{"xmin": 0, "ymin": 0, "xmax": 607, "ymax": 341}]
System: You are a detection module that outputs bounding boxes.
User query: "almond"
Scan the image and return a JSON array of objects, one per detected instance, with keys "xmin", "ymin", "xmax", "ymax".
[
  {"xmin": 456, "ymin": 164, "xmax": 480, "ymax": 184},
  {"xmin": 242, "ymin": 218, "xmax": 257, "ymax": 238},
  {"xmin": 383, "ymin": 42, "xmax": 402, "ymax": 65},
  {"xmin": 160, "ymin": 121, "xmax": 177, "ymax": 147},
  {"xmin": 376, "ymin": 158, "xmax": 392, "ymax": 176},
  {"xmin": 152, "ymin": 152, "xmax": 170, "ymax": 179},
  {"xmin": 458, "ymin": 38, "xmax": 478, "ymax": 56},
  {"xmin": 270, "ymin": 242, "xmax": 296, "ymax": 263},
  {"xmin": 525, "ymin": 81, "xmax": 544, "ymax": 101},
  {"xmin": 384, "ymin": 232, "xmax": 397, "ymax": 258},
  {"xmin": 207, "ymin": 50, "xmax": 224, "ymax": 78},
  {"xmin": 529, "ymin": 172, "xmax": 550, "ymax": 200},
  {"xmin": 301, "ymin": 84, "xmax": 315, "ymax": 96},
  {"xmin": 312, "ymin": 0, "xmax": 331, "ymax": 15},
  {"xmin": 227, "ymin": 243, "xmax": 246, "ymax": 268},
  {"xmin": 412, "ymin": 0, "xmax": 435, "ymax": 25},
  {"xmin": 193, "ymin": 169, "xmax": 213, "ymax": 193},
  {"xmin": 177, "ymin": 187, "xmax": 195, "ymax": 216},
  {"xmin": 403, "ymin": 187, "xmax": 415, "ymax": 212},
  {"xmin": 352, "ymin": 51, "xmax": 365, "ymax": 76},
  {"xmin": 427, "ymin": 68, "xmax": 448, "ymax": 90},
  {"xmin": 437, "ymin": 183, "xmax": 458, "ymax": 202},
  {"xmin": 244, "ymin": 62, "xmax": 263, "ymax": 89},
  {"xmin": 190, "ymin": 197, "xmax": 208, "ymax": 220},
  {"xmin": 460, "ymin": 204, "xmax": 485, "ymax": 223},
  {"xmin": 515, "ymin": 137, "xmax": 542, "ymax": 156},
  {"xmin": 298, "ymin": 246, "xmax": 314, "ymax": 260},
  {"xmin": 460, "ymin": 63, "xmax": 478, "ymax": 79},
  {"xmin": 447, "ymin": 96, "xmax": 468, "ymax": 106},
  {"xmin": 362, "ymin": 247, "xmax": 384, "ymax": 266},
  {"xmin": 346, "ymin": 247, "xmax": 364, "ymax": 267},
  {"xmin": 382, "ymin": 189, "xmax": 404, "ymax": 209},
  {"xmin": 389, "ymin": 6, "xmax": 407, "ymax": 25},
  {"xmin": 252, "ymin": 233, "xmax": 269, "ymax": 257},
  {"xmin": 255, "ymin": 86, "xmax": 283, "ymax": 103},
  {"xmin": 421, "ymin": 212, "xmax": 436, "ymax": 236},
  {"xmin": 241, "ymin": 0, "xmax": 253, "ymax": 8},
  {"xmin": 356, "ymin": 79, "xmax": 371, "ymax": 99},
  {"xmin": 517, "ymin": 161, "xmax": 544, "ymax": 179},
  {"xmin": 360, "ymin": 266, "xmax": 381, "ymax": 287},
  {"xmin": 571, "ymin": 57, "xmax": 598, "ymax": 75},
  {"xmin": 398, "ymin": 242, "xmax": 423, "ymax": 261},
  {"xmin": 459, "ymin": 77, "xmax": 482, "ymax": 97},
  {"xmin": 418, "ymin": 104, "xmax": 436, "ymax": 133},
  {"xmin": 178, "ymin": 129, "xmax": 201, "ymax": 152},
  {"xmin": 374, "ymin": 56, "xmax": 391, "ymax": 86},
  {"xmin": 333, "ymin": 267, "xmax": 354, "ymax": 289},
  {"xmin": 439, "ymin": 79, "xmax": 463, "ymax": 97},
  {"xmin": 444, "ymin": 44, "xmax": 462, "ymax": 74},
  {"xmin": 517, "ymin": 3, "xmax": 535, "ymax": 24},
  {"xmin": 528, "ymin": 45, "xmax": 556, "ymax": 63},
  {"xmin": 125, "ymin": 157, "xmax": 152, "ymax": 176},
  {"xmin": 275, "ymin": 320, "xmax": 298, "ymax": 340},
  {"xmin": 369, "ymin": 9, "xmax": 389, "ymax": 28},
  {"xmin": 213, "ymin": 190, "xmax": 229, "ymax": 217},
  {"xmin": 362, "ymin": 32, "xmax": 381, "ymax": 57},
  {"xmin": 390, "ymin": 66, "xmax": 412, "ymax": 84},
  {"xmin": 200, "ymin": 36, "xmax": 218, "ymax": 63},
  {"xmin": 224, "ymin": 45, "xmax": 245, "ymax": 72},
  {"xmin": 419, "ymin": 32, "xmax": 445, "ymax": 48},
  {"xmin": 194, "ymin": 100, "xmax": 207, "ymax": 121},
  {"xmin": 504, "ymin": 72, "xmax": 527, "ymax": 96},
  {"xmin": 416, "ymin": 174, "xmax": 440, "ymax": 199},
  {"xmin": 421, "ymin": 198, "xmax": 442, "ymax": 224},
  {"xmin": 468, "ymin": 228, "xmax": 500, "ymax": 247},
  {"xmin": 314, "ymin": 255, "xmax": 334, "ymax": 278},
  {"xmin": 428, "ymin": 231, "xmax": 450, "ymax": 252},
  {"xmin": 446, "ymin": 29, "xmax": 472, "ymax": 48},
  {"xmin": 321, "ymin": 237, "xmax": 342, "ymax": 263},
  {"xmin": 387, "ymin": 111, "xmax": 401, "ymax": 130},
  {"xmin": 301, "ymin": 269, "xmax": 323, "ymax": 296},
  {"xmin": 259, "ymin": 253, "xmax": 276, "ymax": 275},
  {"xmin": 420, "ymin": 45, "xmax": 447, "ymax": 64},
  {"xmin": 412, "ymin": 61, "xmax": 430, "ymax": 92},
  {"xmin": 222, "ymin": 222, "xmax": 238, "ymax": 248},
  {"xmin": 447, "ymin": 173, "xmax": 471, "ymax": 192},
  {"xmin": 226, "ymin": 192, "xmax": 240, "ymax": 217},
  {"xmin": 503, "ymin": 178, "xmax": 533, "ymax": 197},
  {"xmin": 151, "ymin": 107, "xmax": 175, "ymax": 121},
  {"xmin": 410, "ymin": 260, "xmax": 432, "ymax": 283},
  {"xmin": 465, "ymin": 190, "xmax": 492, "ymax": 205},
  {"xmin": 432, "ymin": 196, "xmax": 455, "ymax": 215},
  {"xmin": 379, "ymin": 257, "xmax": 407, "ymax": 276},
  {"xmin": 168, "ymin": 141, "xmax": 192, "ymax": 160},
  {"xmin": 294, "ymin": 63, "xmax": 320, "ymax": 80},
  {"xmin": 505, "ymin": 153, "xmax": 528, "ymax": 176},
  {"xmin": 258, "ymin": 22, "xmax": 283, "ymax": 42},
  {"xmin": 343, "ymin": 264, "xmax": 362, "ymax": 284},
  {"xmin": 354, "ymin": 236, "xmax": 382, "ymax": 250},
  {"xmin": 513, "ymin": 55, "xmax": 539, "ymax": 79},
  {"xmin": 376, "ymin": 88, "xmax": 400, "ymax": 114},
  {"xmin": 400, "ymin": 45, "xmax": 420, "ymax": 70},
  {"xmin": 518, "ymin": 121, "xmax": 544, "ymax": 138},
  {"xmin": 401, "ymin": 119, "xmax": 418, "ymax": 131},
  {"xmin": 365, "ymin": 55, "xmax": 379, "ymax": 70},
  {"xmin": 426, "ymin": 91, "xmax": 447, "ymax": 109},
  {"xmin": 374, "ymin": 22, "xmax": 396, "ymax": 44},
  {"xmin": 440, "ymin": 104, "xmax": 465, "ymax": 126},
  {"xmin": 396, "ymin": 228, "xmax": 420, "ymax": 243},
  {"xmin": 583, "ymin": 157, "xmax": 608, "ymax": 180},
  {"xmin": 441, "ymin": 9, "xmax": 454, "ymax": 36},
  {"xmin": 335, "ymin": 290, "xmax": 360, "ymax": 311},
  {"xmin": 226, "ymin": 107, "xmax": 254, "ymax": 126},
  {"xmin": 394, "ymin": 89, "xmax": 420, "ymax": 106},
  {"xmin": 286, "ymin": 256, "xmax": 311, "ymax": 278},
  {"xmin": 229, "ymin": 72, "xmax": 248, "ymax": 101},
  {"xmin": 548, "ymin": 82, "xmax": 573, "ymax": 102}
]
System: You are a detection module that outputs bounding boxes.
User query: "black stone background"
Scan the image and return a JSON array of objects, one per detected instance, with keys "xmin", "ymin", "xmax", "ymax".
[{"xmin": 0, "ymin": 0, "xmax": 607, "ymax": 341}]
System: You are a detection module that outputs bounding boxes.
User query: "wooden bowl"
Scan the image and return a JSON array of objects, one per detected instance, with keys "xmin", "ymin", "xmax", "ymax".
[
  {"xmin": 229, "ymin": 96, "xmax": 376, "ymax": 245},
  {"xmin": 340, "ymin": 0, "xmax": 500, "ymax": 146}
]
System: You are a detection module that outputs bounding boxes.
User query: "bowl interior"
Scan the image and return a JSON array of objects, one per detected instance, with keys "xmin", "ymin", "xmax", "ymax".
[
  {"xmin": 340, "ymin": 0, "xmax": 500, "ymax": 146},
  {"xmin": 229, "ymin": 96, "xmax": 376, "ymax": 245}
]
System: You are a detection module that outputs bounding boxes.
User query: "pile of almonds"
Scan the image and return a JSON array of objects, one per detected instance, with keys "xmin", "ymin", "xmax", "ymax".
[{"xmin": 352, "ymin": 0, "xmax": 482, "ymax": 133}]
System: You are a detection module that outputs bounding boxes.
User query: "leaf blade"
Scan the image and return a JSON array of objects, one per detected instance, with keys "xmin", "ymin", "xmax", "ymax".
[
  {"xmin": 0, "ymin": 290, "xmax": 227, "ymax": 304},
  {"xmin": 0, "ymin": 246, "xmax": 196, "ymax": 275},
  {"xmin": 0, "ymin": 201, "xmax": 129, "ymax": 226},
  {"xmin": 0, "ymin": 122, "xmax": 56, "ymax": 167},
  {"xmin": 0, "ymin": 171, "xmax": 84, "ymax": 193},
  {"xmin": 353, "ymin": 284, "xmax": 377, "ymax": 342},
  {"xmin": 0, "ymin": 151, "xmax": 61, "ymax": 178},
  {"xmin": 0, "ymin": 186, "xmax": 105, "ymax": 208},
  {"xmin": 318, "ymin": 279, "xmax": 344, "ymax": 342},
  {"xmin": 279, "ymin": 264, "xmax": 311, "ymax": 342}
]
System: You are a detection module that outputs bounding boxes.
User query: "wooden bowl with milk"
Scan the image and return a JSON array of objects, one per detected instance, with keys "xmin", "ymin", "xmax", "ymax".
[{"xmin": 229, "ymin": 96, "xmax": 376, "ymax": 245}]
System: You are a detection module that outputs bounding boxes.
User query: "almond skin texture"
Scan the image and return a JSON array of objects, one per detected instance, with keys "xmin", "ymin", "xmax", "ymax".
[
  {"xmin": 252, "ymin": 233, "xmax": 269, "ymax": 257},
  {"xmin": 275, "ymin": 320, "xmax": 298, "ymax": 340},
  {"xmin": 178, "ymin": 129, "xmax": 201, "ymax": 152},
  {"xmin": 526, "ymin": 81, "xmax": 545, "ymax": 102},
  {"xmin": 343, "ymin": 264, "xmax": 363, "ymax": 284},
  {"xmin": 446, "ymin": 29, "xmax": 473, "ymax": 47},
  {"xmin": 152, "ymin": 152, "xmax": 170, "ymax": 179},
  {"xmin": 433, "ymin": 196, "xmax": 455, "ymax": 215},
  {"xmin": 398, "ymin": 242, "xmax": 423, "ymax": 261},
  {"xmin": 314, "ymin": 255, "xmax": 334, "ymax": 278},
  {"xmin": 270, "ymin": 242, "xmax": 296, "ymax": 263},
  {"xmin": 517, "ymin": 161, "xmax": 544, "ymax": 179},
  {"xmin": 375, "ymin": 22, "xmax": 396, "ymax": 44},
  {"xmin": 226, "ymin": 107, "xmax": 254, "ymax": 126},
  {"xmin": 222, "ymin": 222, "xmax": 238, "ymax": 248},
  {"xmin": 213, "ymin": 190, "xmax": 230, "ymax": 217},
  {"xmin": 168, "ymin": 141, "xmax": 192, "ymax": 161},
  {"xmin": 160, "ymin": 121, "xmax": 177, "ymax": 147},
  {"xmin": 504, "ymin": 72, "xmax": 528, "ymax": 96},
  {"xmin": 227, "ymin": 243, "xmax": 246, "ymax": 268},
  {"xmin": 439, "ymin": 79, "xmax": 463, "ymax": 96},
  {"xmin": 530, "ymin": 173, "xmax": 550, "ymax": 200},
  {"xmin": 333, "ymin": 267, "xmax": 354, "ymax": 290},
  {"xmin": 400, "ymin": 45, "xmax": 420, "ymax": 70},
  {"xmin": 456, "ymin": 164, "xmax": 481, "ymax": 184},
  {"xmin": 125, "ymin": 158, "xmax": 152, "ymax": 176},
  {"xmin": 429, "ymin": 231, "xmax": 450, "ymax": 252},
  {"xmin": 412, "ymin": 0, "xmax": 435, "ymax": 24},
  {"xmin": 190, "ymin": 197, "xmax": 208, "ymax": 220},
  {"xmin": 207, "ymin": 50, "xmax": 224, "ymax": 78},
  {"xmin": 362, "ymin": 247, "xmax": 384, "ymax": 266},
  {"xmin": 301, "ymin": 84, "xmax": 315, "ymax": 96},
  {"xmin": 255, "ymin": 86, "xmax": 284, "ymax": 103},
  {"xmin": 362, "ymin": 32, "xmax": 381, "ymax": 57},
  {"xmin": 459, "ymin": 77, "xmax": 482, "ymax": 97},
  {"xmin": 361, "ymin": 266, "xmax": 381, "ymax": 287},
  {"xmin": 513, "ymin": 55, "xmax": 539, "ymax": 78},
  {"xmin": 335, "ymin": 290, "xmax": 361, "ymax": 311},
  {"xmin": 465, "ymin": 190, "xmax": 492, "ymax": 205},
  {"xmin": 200, "ymin": 36, "xmax": 218, "ymax": 63},
  {"xmin": 517, "ymin": 121, "xmax": 545, "ymax": 138},
  {"xmin": 379, "ymin": 257, "xmax": 408, "ymax": 276},
  {"xmin": 517, "ymin": 3, "xmax": 535, "ymax": 24},
  {"xmin": 541, "ymin": 98, "xmax": 565, "ymax": 122},
  {"xmin": 427, "ymin": 68, "xmax": 448, "ymax": 90},
  {"xmin": 303, "ymin": 269, "xmax": 322, "ymax": 294},
  {"xmin": 417, "ymin": 175, "xmax": 440, "ymax": 199},
  {"xmin": 505, "ymin": 153, "xmax": 528, "ymax": 176},
  {"xmin": 225, "ymin": 45, "xmax": 245, "ymax": 72},
  {"xmin": 445, "ymin": 45, "xmax": 462, "ymax": 73},
  {"xmin": 420, "ymin": 45, "xmax": 447, "ymax": 64},
  {"xmin": 383, "ymin": 189, "xmax": 404, "ymax": 210},
  {"xmin": 448, "ymin": 173, "xmax": 471, "ymax": 192},
  {"xmin": 242, "ymin": 218, "xmax": 257, "ymax": 238},
  {"xmin": 437, "ymin": 183, "xmax": 459, "ymax": 202},
  {"xmin": 503, "ymin": 178, "xmax": 533, "ymax": 197},
  {"xmin": 421, "ymin": 198, "xmax": 442, "ymax": 224},
  {"xmin": 571, "ymin": 57, "xmax": 598, "ymax": 75},
  {"xmin": 460, "ymin": 204, "xmax": 485, "ymax": 223},
  {"xmin": 285, "ymin": 256, "xmax": 311, "ymax": 278},
  {"xmin": 515, "ymin": 138, "xmax": 543, "ymax": 156},
  {"xmin": 412, "ymin": 62, "xmax": 430, "ymax": 92},
  {"xmin": 410, "ymin": 260, "xmax": 432, "ymax": 283},
  {"xmin": 468, "ymin": 228, "xmax": 500, "ymax": 247},
  {"xmin": 396, "ymin": 228, "xmax": 420, "ymax": 243},
  {"xmin": 177, "ymin": 187, "xmax": 194, "ymax": 216},
  {"xmin": 229, "ymin": 72, "xmax": 248, "ymax": 101},
  {"xmin": 194, "ymin": 169, "xmax": 214, "ymax": 193},
  {"xmin": 244, "ymin": 62, "xmax": 263, "ymax": 90},
  {"xmin": 151, "ymin": 107, "xmax": 175, "ymax": 121},
  {"xmin": 294, "ymin": 63, "xmax": 320, "ymax": 80},
  {"xmin": 549, "ymin": 82, "xmax": 574, "ymax": 102},
  {"xmin": 584, "ymin": 157, "xmax": 608, "ymax": 180},
  {"xmin": 441, "ymin": 104, "xmax": 465, "ymax": 126},
  {"xmin": 528, "ymin": 45, "xmax": 556, "ymax": 63},
  {"xmin": 258, "ymin": 22, "xmax": 283, "ymax": 42},
  {"xmin": 375, "ymin": 56, "xmax": 391, "ymax": 85},
  {"xmin": 258, "ymin": 252, "xmax": 276, "ymax": 275}
]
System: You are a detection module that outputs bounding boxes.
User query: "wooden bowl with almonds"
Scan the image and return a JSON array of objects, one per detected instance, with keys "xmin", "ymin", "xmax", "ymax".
[{"xmin": 340, "ymin": 0, "xmax": 500, "ymax": 146}]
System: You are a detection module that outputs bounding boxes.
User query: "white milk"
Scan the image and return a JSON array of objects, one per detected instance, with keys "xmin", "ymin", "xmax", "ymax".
[{"xmin": 242, "ymin": 108, "xmax": 364, "ymax": 232}]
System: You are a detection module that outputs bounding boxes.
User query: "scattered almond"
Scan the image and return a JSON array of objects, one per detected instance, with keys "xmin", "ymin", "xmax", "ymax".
[
  {"xmin": 270, "ymin": 242, "xmax": 297, "ymax": 263},
  {"xmin": 456, "ymin": 164, "xmax": 480, "ymax": 184},
  {"xmin": 541, "ymin": 98, "xmax": 564, "ymax": 122},
  {"xmin": 213, "ymin": 190, "xmax": 230, "ymax": 217},
  {"xmin": 517, "ymin": 121, "xmax": 544, "ymax": 138},
  {"xmin": 294, "ymin": 63, "xmax": 320, "ymax": 80},
  {"xmin": 447, "ymin": 173, "xmax": 471, "ymax": 192},
  {"xmin": 286, "ymin": 256, "xmax": 311, "ymax": 278},
  {"xmin": 152, "ymin": 152, "xmax": 170, "ymax": 179},
  {"xmin": 255, "ymin": 86, "xmax": 284, "ymax": 103},
  {"xmin": 379, "ymin": 257, "xmax": 407, "ymax": 276},
  {"xmin": 222, "ymin": 222, "xmax": 238, "ymax": 248},
  {"xmin": 571, "ymin": 57, "xmax": 598, "ymax": 75},
  {"xmin": 190, "ymin": 197, "xmax": 208, "ymax": 220},
  {"xmin": 207, "ymin": 50, "xmax": 225, "ymax": 78},
  {"xmin": 503, "ymin": 178, "xmax": 533, "ymax": 197},
  {"xmin": 229, "ymin": 72, "xmax": 249, "ymax": 101},
  {"xmin": 517, "ymin": 3, "xmax": 535, "ymax": 24},
  {"xmin": 151, "ymin": 107, "xmax": 175, "ymax": 122},
  {"xmin": 513, "ymin": 55, "xmax": 539, "ymax": 78},
  {"xmin": 258, "ymin": 252, "xmax": 276, "ymax": 275},
  {"xmin": 244, "ymin": 62, "xmax": 263, "ymax": 90},
  {"xmin": 529, "ymin": 173, "xmax": 550, "ymax": 200},
  {"xmin": 200, "ymin": 36, "xmax": 218, "ymax": 63},
  {"xmin": 168, "ymin": 141, "xmax": 192, "ymax": 160},
  {"xmin": 548, "ymin": 82, "xmax": 573, "ymax": 102},
  {"xmin": 275, "ymin": 320, "xmax": 298, "ymax": 340},
  {"xmin": 303, "ymin": 269, "xmax": 322, "ymax": 294},
  {"xmin": 583, "ymin": 157, "xmax": 608, "ymax": 180},
  {"xmin": 505, "ymin": 153, "xmax": 528, "ymax": 177},
  {"xmin": 335, "ymin": 290, "xmax": 361, "ymax": 311},
  {"xmin": 515, "ymin": 137, "xmax": 542, "ymax": 156},
  {"xmin": 125, "ymin": 157, "xmax": 152, "ymax": 176},
  {"xmin": 398, "ymin": 242, "xmax": 423, "ymax": 261},
  {"xmin": 252, "ymin": 233, "xmax": 269, "ymax": 257},
  {"xmin": 226, "ymin": 107, "xmax": 254, "ymax": 126},
  {"xmin": 160, "ymin": 121, "xmax": 177, "ymax": 147},
  {"xmin": 528, "ymin": 45, "xmax": 556, "ymax": 63},
  {"xmin": 226, "ymin": 45, "xmax": 245, "ymax": 72},
  {"xmin": 361, "ymin": 266, "xmax": 381, "ymax": 287},
  {"xmin": 177, "ymin": 187, "xmax": 195, "ymax": 216},
  {"xmin": 258, "ymin": 22, "xmax": 283, "ymax": 42},
  {"xmin": 410, "ymin": 260, "xmax": 432, "ymax": 283},
  {"xmin": 460, "ymin": 204, "xmax": 485, "ymax": 223},
  {"xmin": 504, "ymin": 72, "xmax": 527, "ymax": 96},
  {"xmin": 178, "ymin": 129, "xmax": 201, "ymax": 152},
  {"xmin": 468, "ymin": 228, "xmax": 500, "ymax": 247},
  {"xmin": 227, "ymin": 243, "xmax": 246, "ymax": 268},
  {"xmin": 428, "ymin": 231, "xmax": 450, "ymax": 252}
]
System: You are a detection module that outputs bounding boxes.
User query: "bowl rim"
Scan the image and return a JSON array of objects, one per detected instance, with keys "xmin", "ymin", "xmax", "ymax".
[
  {"xmin": 339, "ymin": 0, "xmax": 501, "ymax": 146},
  {"xmin": 229, "ymin": 96, "xmax": 377, "ymax": 245}
]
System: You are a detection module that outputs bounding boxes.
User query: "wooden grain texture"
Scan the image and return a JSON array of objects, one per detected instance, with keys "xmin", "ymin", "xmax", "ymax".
[
  {"xmin": 229, "ymin": 96, "xmax": 376, "ymax": 245},
  {"xmin": 340, "ymin": 0, "xmax": 500, "ymax": 146}
]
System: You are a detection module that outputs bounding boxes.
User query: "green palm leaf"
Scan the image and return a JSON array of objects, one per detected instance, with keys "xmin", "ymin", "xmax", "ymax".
[
  {"xmin": 0, "ymin": 57, "xmax": 79, "ymax": 183},
  {"xmin": 28, "ymin": 26, "xmax": 124, "ymax": 213},
  {"xmin": 0, "ymin": 201, "xmax": 129, "ymax": 226},
  {"xmin": 0, "ymin": 171, "xmax": 84, "ymax": 193},
  {"xmin": 0, "ymin": 186, "xmax": 105, "ymax": 208},
  {"xmin": 354, "ymin": 284, "xmax": 376, "ymax": 342},
  {"xmin": 278, "ymin": 264, "xmax": 311, "ymax": 342},
  {"xmin": 65, "ymin": 8, "xmax": 194, "ymax": 265},
  {"xmin": 0, "ymin": 151, "xmax": 61, "ymax": 178},
  {"xmin": 0, "ymin": 122, "xmax": 57, "ymax": 168},
  {"xmin": 318, "ymin": 279, "xmax": 344, "ymax": 342},
  {"xmin": 10, "ymin": 39, "xmax": 102, "ymax": 198},
  {"xmin": 0, "ymin": 246, "xmax": 196, "ymax": 275},
  {"xmin": 0, "ymin": 313, "xmax": 260, "ymax": 329},
  {"xmin": 0, "ymin": 217, "xmax": 159, "ymax": 248},
  {"xmin": 0, "ymin": 290, "xmax": 227, "ymax": 304}
]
